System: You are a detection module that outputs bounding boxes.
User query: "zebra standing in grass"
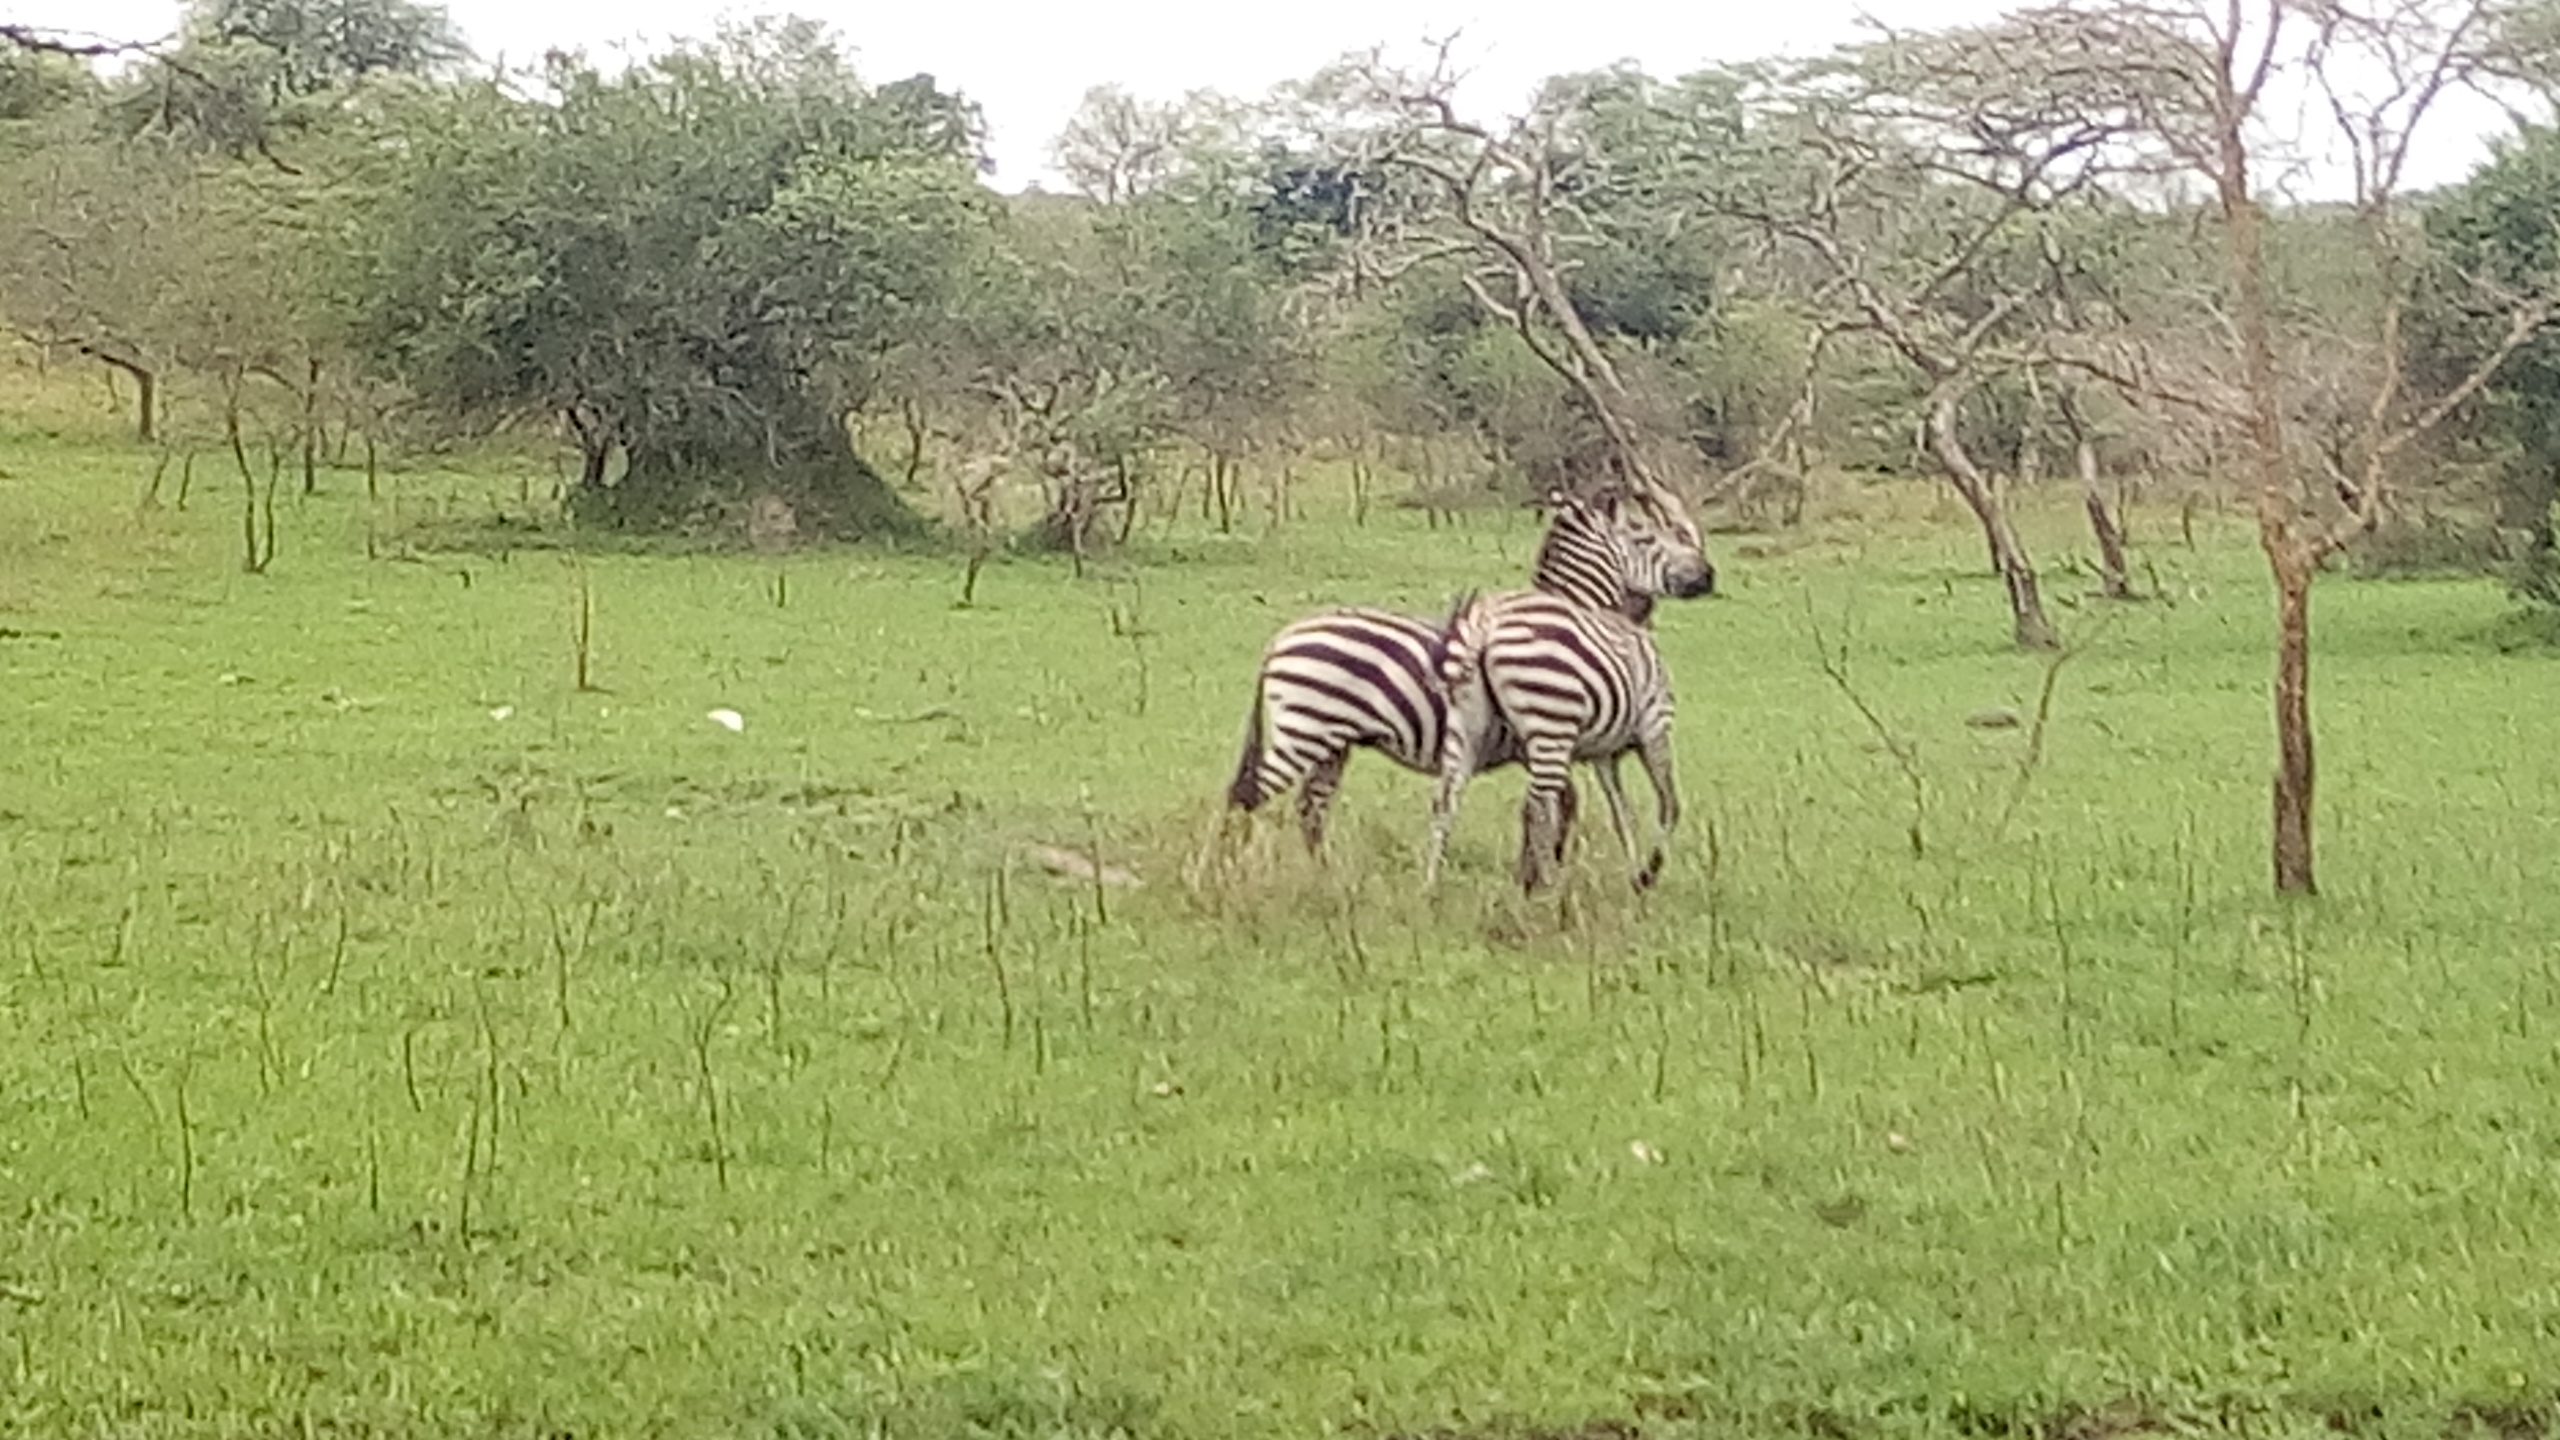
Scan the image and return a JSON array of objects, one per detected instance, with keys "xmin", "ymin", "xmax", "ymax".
[
  {"xmin": 1429, "ymin": 477, "xmax": 1716, "ymax": 892},
  {"xmin": 1224, "ymin": 486, "xmax": 1686, "ymax": 855}
]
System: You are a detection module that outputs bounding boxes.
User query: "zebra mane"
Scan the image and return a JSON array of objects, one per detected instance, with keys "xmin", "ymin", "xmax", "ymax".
[{"xmin": 1531, "ymin": 485, "xmax": 1651, "ymax": 620}]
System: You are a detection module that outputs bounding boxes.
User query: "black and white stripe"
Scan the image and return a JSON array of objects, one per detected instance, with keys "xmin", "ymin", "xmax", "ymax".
[
  {"xmin": 1225, "ymin": 606, "xmax": 1518, "ymax": 851},
  {"xmin": 1429, "ymin": 480, "xmax": 1715, "ymax": 891},
  {"xmin": 1224, "ymin": 487, "xmax": 1681, "ymax": 854}
]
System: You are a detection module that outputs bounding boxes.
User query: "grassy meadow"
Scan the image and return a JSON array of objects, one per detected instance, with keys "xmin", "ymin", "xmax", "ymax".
[{"xmin": 5, "ymin": 357, "xmax": 2560, "ymax": 1440}]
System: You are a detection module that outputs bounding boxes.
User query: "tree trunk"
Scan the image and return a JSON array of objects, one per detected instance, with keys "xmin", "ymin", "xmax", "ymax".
[
  {"xmin": 2056, "ymin": 386, "xmax": 2132, "ymax": 600},
  {"xmin": 1930, "ymin": 383, "xmax": 2060, "ymax": 650},
  {"xmin": 2217, "ymin": 105, "xmax": 2316, "ymax": 896},
  {"xmin": 2078, "ymin": 438, "xmax": 2133, "ymax": 600},
  {"xmin": 899, "ymin": 398, "xmax": 928, "ymax": 488},
  {"xmin": 95, "ymin": 352, "xmax": 155, "ymax": 443},
  {"xmin": 2271, "ymin": 551, "xmax": 2316, "ymax": 895},
  {"xmin": 299, "ymin": 357, "xmax": 321, "ymax": 496},
  {"xmin": 226, "ymin": 397, "xmax": 272, "ymax": 575},
  {"xmin": 589, "ymin": 403, "xmax": 917, "ymax": 540},
  {"xmin": 1116, "ymin": 460, "xmax": 1142, "ymax": 546}
]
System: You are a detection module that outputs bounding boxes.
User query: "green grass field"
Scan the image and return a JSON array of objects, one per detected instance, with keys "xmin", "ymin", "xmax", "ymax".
[{"xmin": 6, "ymin": 362, "xmax": 2560, "ymax": 1439}]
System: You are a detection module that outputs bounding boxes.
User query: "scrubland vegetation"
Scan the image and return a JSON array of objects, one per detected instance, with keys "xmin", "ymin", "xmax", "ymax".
[{"xmin": 11, "ymin": 1, "xmax": 2560, "ymax": 1434}]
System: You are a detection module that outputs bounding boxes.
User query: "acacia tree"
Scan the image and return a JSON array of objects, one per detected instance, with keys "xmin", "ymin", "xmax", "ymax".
[
  {"xmin": 1700, "ymin": 31, "xmax": 2175, "ymax": 649},
  {"xmin": 0, "ymin": 42, "xmax": 96, "ymax": 119},
  {"xmin": 1313, "ymin": 48, "xmax": 1707, "ymax": 499},
  {"xmin": 911, "ymin": 172, "xmax": 1309, "ymax": 555},
  {"xmin": 2, "ymin": 0, "xmax": 461, "ymax": 465},
  {"xmin": 2013, "ymin": 0, "xmax": 2558, "ymax": 893},
  {"xmin": 184, "ymin": 0, "xmax": 467, "ymax": 92},
  {"xmin": 103, "ymin": 0, "xmax": 468, "ymax": 165},
  {"xmin": 357, "ymin": 20, "xmax": 989, "ymax": 538},
  {"xmin": 0, "ymin": 120, "xmax": 174, "ymax": 439},
  {"xmin": 972, "ymin": 196, "xmax": 1174, "ymax": 555},
  {"xmin": 1050, "ymin": 85, "xmax": 1200, "ymax": 204}
]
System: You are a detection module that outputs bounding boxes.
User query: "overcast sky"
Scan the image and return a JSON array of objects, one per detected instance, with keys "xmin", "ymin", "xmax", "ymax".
[
  {"xmin": 19, "ymin": 0, "xmax": 2028, "ymax": 185},
  {"xmin": 11, "ymin": 0, "xmax": 2521, "ymax": 191}
]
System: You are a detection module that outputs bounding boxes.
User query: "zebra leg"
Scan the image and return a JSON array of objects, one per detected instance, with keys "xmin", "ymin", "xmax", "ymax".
[
  {"xmin": 1296, "ymin": 751, "xmax": 1347, "ymax": 855},
  {"xmin": 1593, "ymin": 752, "xmax": 1639, "ymax": 863},
  {"xmin": 1515, "ymin": 739, "xmax": 1577, "ymax": 893},
  {"xmin": 1632, "ymin": 729, "xmax": 1683, "ymax": 891},
  {"xmin": 1524, "ymin": 770, "xmax": 1581, "ymax": 878},
  {"xmin": 1426, "ymin": 725, "xmax": 1485, "ymax": 887}
]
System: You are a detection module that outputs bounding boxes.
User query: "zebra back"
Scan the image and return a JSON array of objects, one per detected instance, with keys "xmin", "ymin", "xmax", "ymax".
[{"xmin": 1447, "ymin": 591, "xmax": 1670, "ymax": 761}]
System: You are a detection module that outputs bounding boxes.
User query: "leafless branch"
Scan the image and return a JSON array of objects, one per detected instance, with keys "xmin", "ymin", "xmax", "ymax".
[
  {"xmin": 0, "ymin": 24, "xmax": 167, "ymax": 59},
  {"xmin": 1804, "ymin": 592, "xmax": 1929, "ymax": 858}
]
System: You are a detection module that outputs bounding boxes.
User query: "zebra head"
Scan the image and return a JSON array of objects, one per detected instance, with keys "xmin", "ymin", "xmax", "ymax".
[
  {"xmin": 1610, "ymin": 478, "xmax": 1717, "ymax": 600},
  {"xmin": 1534, "ymin": 480, "xmax": 1717, "ymax": 613}
]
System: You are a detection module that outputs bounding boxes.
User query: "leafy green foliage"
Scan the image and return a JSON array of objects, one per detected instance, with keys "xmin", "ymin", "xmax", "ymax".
[
  {"xmin": 2422, "ymin": 123, "xmax": 2560, "ymax": 601},
  {"xmin": 878, "ymin": 168, "xmax": 1314, "ymax": 550},
  {"xmin": 1122, "ymin": 186, "xmax": 1309, "ymax": 453},
  {"xmin": 1245, "ymin": 151, "xmax": 1371, "ymax": 277},
  {"xmin": 188, "ymin": 0, "xmax": 470, "ymax": 93},
  {"xmin": 352, "ymin": 21, "xmax": 991, "ymax": 537},
  {"xmin": 1673, "ymin": 297, "xmax": 1809, "ymax": 467},
  {"xmin": 0, "ymin": 45, "xmax": 95, "ymax": 124},
  {"xmin": 1542, "ymin": 66, "xmax": 1744, "ymax": 346},
  {"xmin": 0, "ymin": 113, "xmax": 368, "ymax": 461},
  {"xmin": 106, "ymin": 0, "xmax": 468, "ymax": 158}
]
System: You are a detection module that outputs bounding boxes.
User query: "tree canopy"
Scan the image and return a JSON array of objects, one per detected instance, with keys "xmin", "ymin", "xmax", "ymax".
[{"xmin": 355, "ymin": 20, "xmax": 990, "ymax": 535}]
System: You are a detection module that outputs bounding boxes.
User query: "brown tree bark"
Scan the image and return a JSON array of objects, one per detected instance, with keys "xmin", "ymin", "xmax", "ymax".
[
  {"xmin": 2076, "ymin": 440, "xmax": 2133, "ymax": 601},
  {"xmin": 1930, "ymin": 383, "xmax": 2060, "ymax": 650},
  {"xmin": 2213, "ymin": 58, "xmax": 2318, "ymax": 896},
  {"xmin": 564, "ymin": 406, "xmax": 613, "ymax": 492},
  {"xmin": 41, "ymin": 339, "xmax": 156, "ymax": 442},
  {"xmin": 300, "ymin": 355, "xmax": 321, "ymax": 496},
  {"xmin": 103, "ymin": 353, "xmax": 155, "ymax": 444},
  {"xmin": 2270, "ymin": 553, "xmax": 2316, "ymax": 894},
  {"xmin": 2057, "ymin": 387, "xmax": 2133, "ymax": 599},
  {"xmin": 899, "ymin": 397, "xmax": 928, "ymax": 488},
  {"xmin": 2061, "ymin": 0, "xmax": 2555, "ymax": 894}
]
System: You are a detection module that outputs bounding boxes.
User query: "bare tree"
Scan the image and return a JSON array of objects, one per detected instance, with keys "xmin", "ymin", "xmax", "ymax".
[
  {"xmin": 0, "ymin": 135, "xmax": 177, "ymax": 441},
  {"xmin": 1321, "ymin": 46, "xmax": 1689, "ymax": 494},
  {"xmin": 1701, "ymin": 29, "xmax": 2176, "ymax": 648},
  {"xmin": 2019, "ymin": 0, "xmax": 2557, "ymax": 893},
  {"xmin": 1050, "ymin": 86, "xmax": 1204, "ymax": 204}
]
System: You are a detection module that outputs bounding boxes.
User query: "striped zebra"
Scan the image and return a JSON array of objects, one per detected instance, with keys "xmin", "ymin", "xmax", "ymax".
[
  {"xmin": 1428, "ymin": 478, "xmax": 1715, "ymax": 892},
  {"xmin": 1223, "ymin": 487, "xmax": 1682, "ymax": 855}
]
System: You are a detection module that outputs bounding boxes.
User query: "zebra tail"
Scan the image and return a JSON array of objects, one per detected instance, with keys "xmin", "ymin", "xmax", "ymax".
[
  {"xmin": 1437, "ymin": 588, "xmax": 1489, "ymax": 694},
  {"xmin": 1226, "ymin": 683, "xmax": 1270, "ymax": 812}
]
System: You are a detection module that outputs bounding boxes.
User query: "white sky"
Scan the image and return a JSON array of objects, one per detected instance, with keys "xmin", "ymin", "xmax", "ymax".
[{"xmin": 10, "ymin": 0, "xmax": 2521, "ymax": 191}]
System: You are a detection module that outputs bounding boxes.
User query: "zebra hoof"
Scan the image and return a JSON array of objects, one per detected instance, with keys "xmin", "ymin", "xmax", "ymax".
[{"xmin": 1632, "ymin": 856, "xmax": 1664, "ymax": 891}]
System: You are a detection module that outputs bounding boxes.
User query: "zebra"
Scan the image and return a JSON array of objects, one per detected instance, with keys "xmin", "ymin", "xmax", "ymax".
[
  {"xmin": 1428, "ymin": 477, "xmax": 1715, "ymax": 892},
  {"xmin": 1223, "ymin": 486, "xmax": 1687, "ymax": 856}
]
